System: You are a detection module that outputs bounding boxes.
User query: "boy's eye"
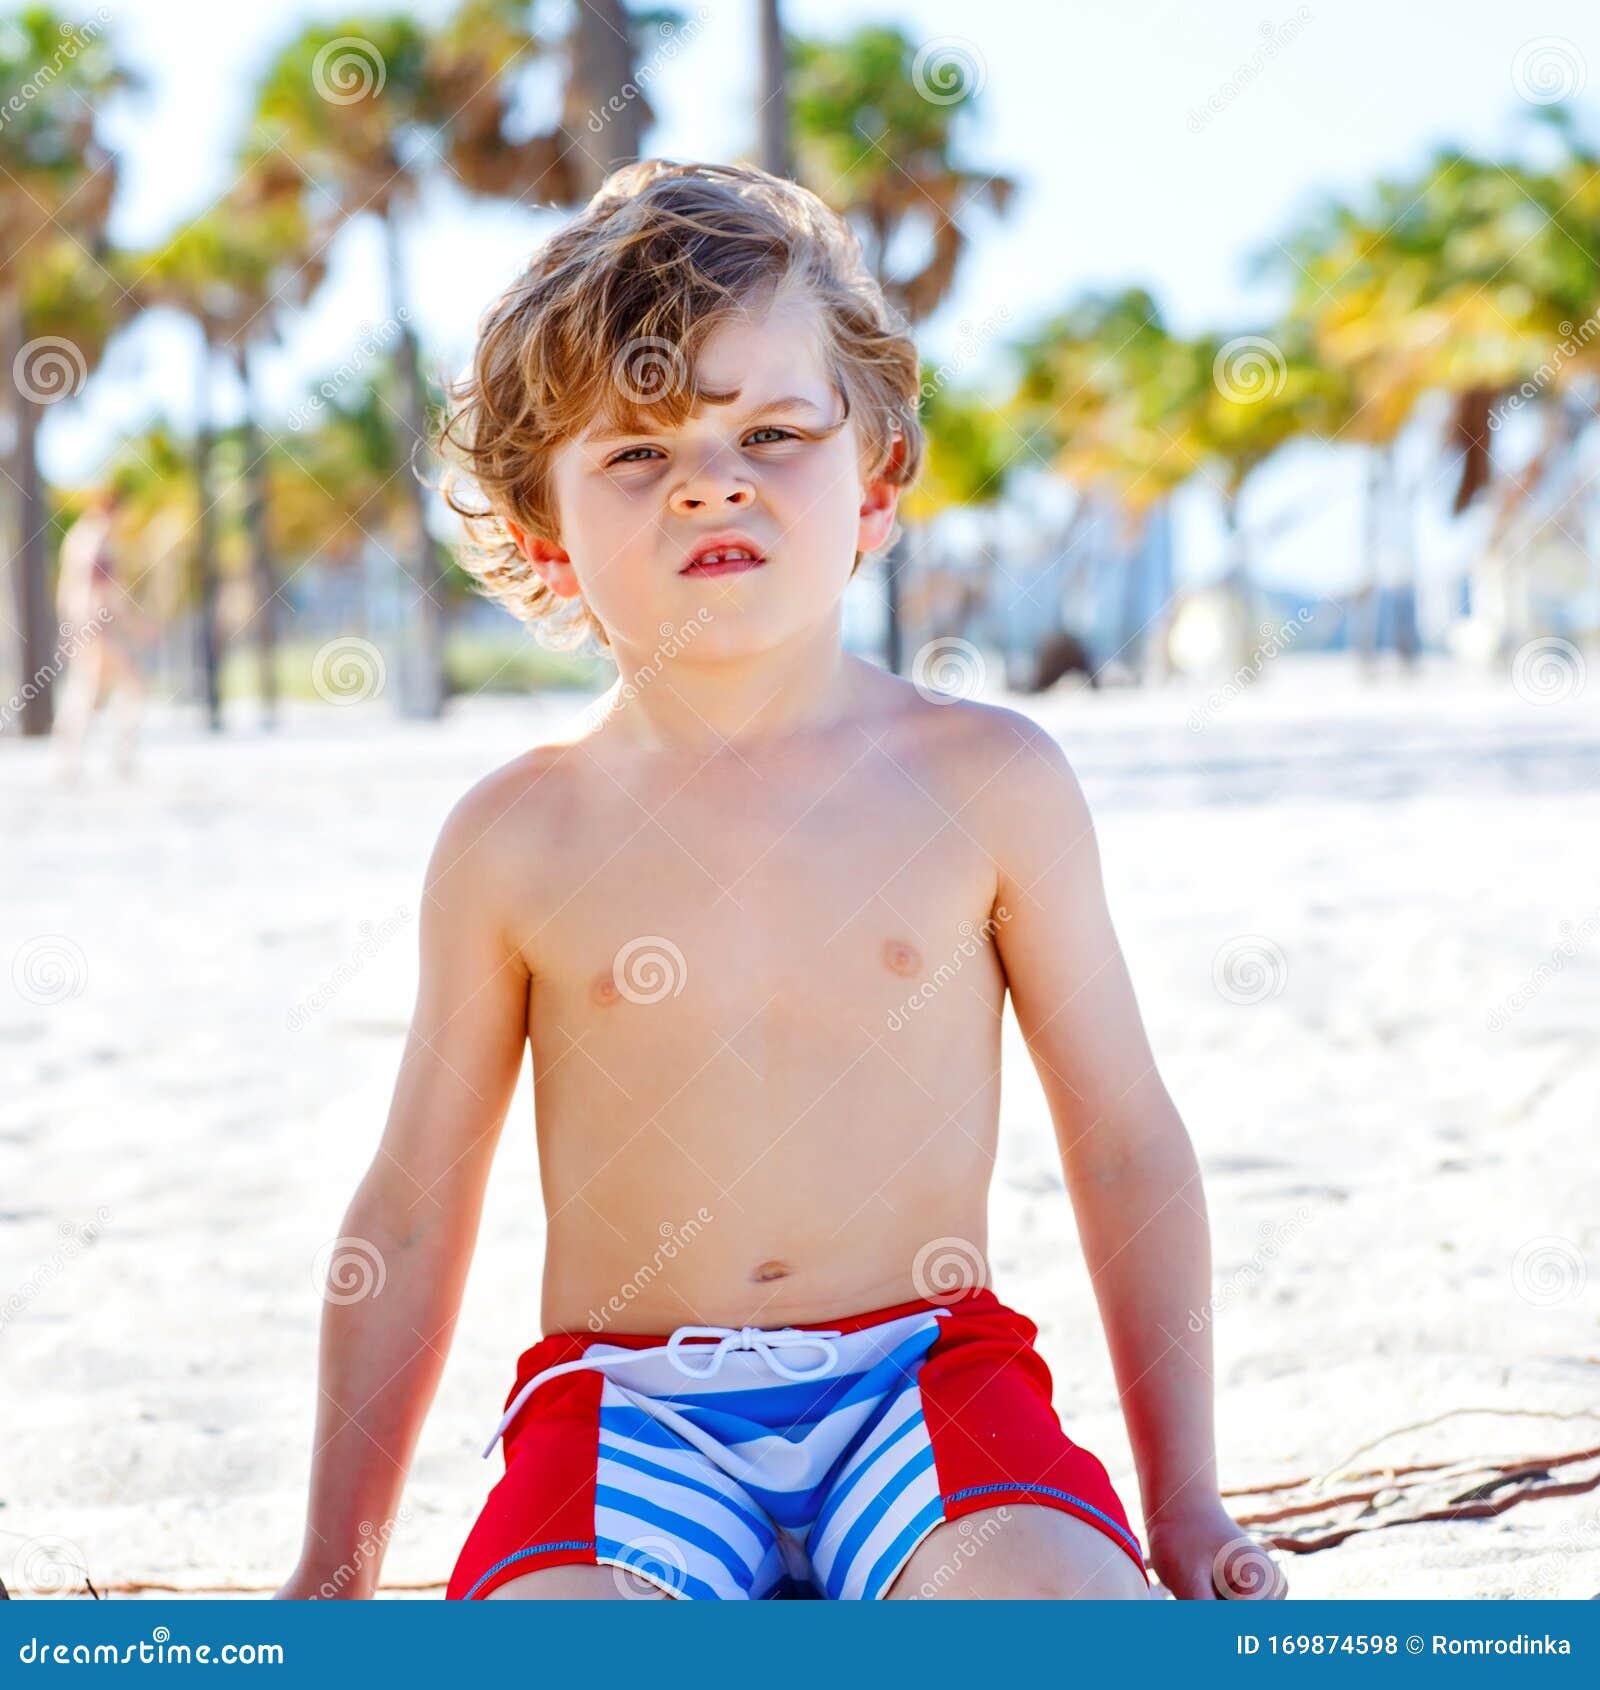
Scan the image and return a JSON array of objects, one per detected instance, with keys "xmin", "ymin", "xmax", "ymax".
[{"xmin": 605, "ymin": 427, "xmax": 799, "ymax": 467}]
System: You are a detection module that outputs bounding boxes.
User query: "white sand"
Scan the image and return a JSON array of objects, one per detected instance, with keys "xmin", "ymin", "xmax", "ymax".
[{"xmin": 2, "ymin": 653, "xmax": 1597, "ymax": 1600}]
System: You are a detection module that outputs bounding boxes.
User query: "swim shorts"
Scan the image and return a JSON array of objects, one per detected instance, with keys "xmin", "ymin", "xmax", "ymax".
[{"xmin": 447, "ymin": 1286, "xmax": 1147, "ymax": 1600}]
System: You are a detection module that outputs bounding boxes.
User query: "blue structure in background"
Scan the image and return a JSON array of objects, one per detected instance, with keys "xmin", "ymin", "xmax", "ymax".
[{"xmin": 981, "ymin": 499, "xmax": 1175, "ymax": 681}]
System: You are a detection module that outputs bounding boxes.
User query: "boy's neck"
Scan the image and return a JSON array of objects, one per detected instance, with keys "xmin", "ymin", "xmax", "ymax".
[{"xmin": 600, "ymin": 621, "xmax": 865, "ymax": 760}]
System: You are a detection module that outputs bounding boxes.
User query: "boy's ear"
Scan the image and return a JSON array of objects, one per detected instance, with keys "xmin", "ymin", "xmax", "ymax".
[
  {"xmin": 505, "ymin": 517, "xmax": 583, "ymax": 600},
  {"xmin": 856, "ymin": 433, "xmax": 905, "ymax": 556}
]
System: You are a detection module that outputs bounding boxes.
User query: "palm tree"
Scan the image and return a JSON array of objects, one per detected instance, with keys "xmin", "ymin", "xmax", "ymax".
[
  {"xmin": 1013, "ymin": 290, "xmax": 1346, "ymax": 673},
  {"xmin": 755, "ymin": 0, "xmax": 791, "ymax": 178},
  {"xmin": 1012, "ymin": 289, "xmax": 1206, "ymax": 516},
  {"xmin": 904, "ymin": 378, "xmax": 1014, "ymax": 522},
  {"xmin": 99, "ymin": 419, "xmax": 198, "ymax": 689},
  {"xmin": 1011, "ymin": 290, "xmax": 1209, "ymax": 677},
  {"xmin": 209, "ymin": 148, "xmax": 334, "ymax": 725},
  {"xmin": 1274, "ymin": 128, "xmax": 1600, "ymax": 655},
  {"xmin": 13, "ymin": 237, "xmax": 122, "ymax": 701},
  {"xmin": 122, "ymin": 206, "xmax": 279, "ymax": 729},
  {"xmin": 785, "ymin": 22, "xmax": 1017, "ymax": 673},
  {"xmin": 0, "ymin": 6, "xmax": 122, "ymax": 736},
  {"xmin": 272, "ymin": 372, "xmax": 419, "ymax": 576},
  {"xmin": 254, "ymin": 14, "xmax": 460, "ymax": 717},
  {"xmin": 1192, "ymin": 324, "xmax": 1348, "ymax": 612},
  {"xmin": 898, "ymin": 376, "xmax": 1014, "ymax": 649}
]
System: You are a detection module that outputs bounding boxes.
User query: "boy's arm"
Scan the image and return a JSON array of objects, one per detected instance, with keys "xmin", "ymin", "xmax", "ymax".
[
  {"xmin": 983, "ymin": 714, "xmax": 1281, "ymax": 1599},
  {"xmin": 278, "ymin": 783, "xmax": 532, "ymax": 1598}
]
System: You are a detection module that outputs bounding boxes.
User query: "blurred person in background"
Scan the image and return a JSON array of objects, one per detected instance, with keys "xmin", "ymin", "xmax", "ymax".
[{"xmin": 53, "ymin": 487, "xmax": 155, "ymax": 783}]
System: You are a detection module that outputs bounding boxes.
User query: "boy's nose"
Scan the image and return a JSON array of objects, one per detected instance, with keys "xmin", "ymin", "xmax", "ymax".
[{"xmin": 670, "ymin": 465, "xmax": 755, "ymax": 514}]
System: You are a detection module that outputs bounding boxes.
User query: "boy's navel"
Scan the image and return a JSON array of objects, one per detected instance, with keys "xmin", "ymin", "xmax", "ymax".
[
  {"xmin": 882, "ymin": 938, "xmax": 923, "ymax": 978},
  {"xmin": 752, "ymin": 1259, "xmax": 792, "ymax": 1283}
]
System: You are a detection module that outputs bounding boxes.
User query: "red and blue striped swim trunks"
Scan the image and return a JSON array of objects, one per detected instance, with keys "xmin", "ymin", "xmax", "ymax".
[{"xmin": 447, "ymin": 1287, "xmax": 1147, "ymax": 1600}]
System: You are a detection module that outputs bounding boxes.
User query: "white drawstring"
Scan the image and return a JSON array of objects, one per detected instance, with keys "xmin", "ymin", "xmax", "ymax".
[{"xmin": 482, "ymin": 1324, "xmax": 844, "ymax": 1459}]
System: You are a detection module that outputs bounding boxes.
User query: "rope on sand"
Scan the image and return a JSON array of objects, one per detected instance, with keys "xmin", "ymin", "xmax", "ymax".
[
  {"xmin": 1220, "ymin": 1405, "xmax": 1600, "ymax": 1497},
  {"xmin": 1224, "ymin": 1424, "xmax": 1600, "ymax": 1557}
]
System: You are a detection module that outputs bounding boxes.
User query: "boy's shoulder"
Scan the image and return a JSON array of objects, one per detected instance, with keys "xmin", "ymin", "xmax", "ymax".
[
  {"xmin": 884, "ymin": 682, "xmax": 1084, "ymax": 812},
  {"xmin": 430, "ymin": 681, "xmax": 1084, "ymax": 864},
  {"xmin": 434, "ymin": 738, "xmax": 586, "ymax": 864}
]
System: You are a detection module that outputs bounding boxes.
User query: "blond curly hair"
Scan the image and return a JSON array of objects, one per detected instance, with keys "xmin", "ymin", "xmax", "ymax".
[{"xmin": 438, "ymin": 158, "xmax": 925, "ymax": 655}]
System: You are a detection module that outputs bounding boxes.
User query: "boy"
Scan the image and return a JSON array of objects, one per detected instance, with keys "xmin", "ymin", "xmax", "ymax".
[{"xmin": 277, "ymin": 160, "xmax": 1277, "ymax": 1602}]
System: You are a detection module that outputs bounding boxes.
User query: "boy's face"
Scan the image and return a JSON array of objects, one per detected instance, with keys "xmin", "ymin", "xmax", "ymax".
[{"xmin": 507, "ymin": 287, "xmax": 900, "ymax": 661}]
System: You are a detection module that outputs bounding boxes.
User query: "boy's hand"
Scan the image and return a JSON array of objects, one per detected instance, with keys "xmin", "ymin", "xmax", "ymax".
[{"xmin": 1147, "ymin": 1498, "xmax": 1287, "ymax": 1600}]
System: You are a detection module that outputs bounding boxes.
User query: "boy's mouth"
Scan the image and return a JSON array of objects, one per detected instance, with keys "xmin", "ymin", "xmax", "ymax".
[{"xmin": 680, "ymin": 534, "xmax": 769, "ymax": 577}]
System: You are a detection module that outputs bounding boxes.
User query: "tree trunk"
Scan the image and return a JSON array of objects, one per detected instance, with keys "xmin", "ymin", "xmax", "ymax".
[
  {"xmin": 235, "ymin": 342, "xmax": 278, "ymax": 728},
  {"xmin": 1393, "ymin": 462, "xmax": 1420, "ymax": 670},
  {"xmin": 757, "ymin": 0, "xmax": 791, "ymax": 178},
  {"xmin": 1222, "ymin": 490, "xmax": 1254, "ymax": 671},
  {"xmin": 384, "ymin": 209, "xmax": 447, "ymax": 719},
  {"xmin": 1357, "ymin": 445, "xmax": 1386, "ymax": 678},
  {"xmin": 567, "ymin": 0, "xmax": 646, "ymax": 191},
  {"xmin": 882, "ymin": 530, "xmax": 906, "ymax": 675},
  {"xmin": 195, "ymin": 321, "xmax": 222, "ymax": 731},
  {"xmin": 5, "ymin": 287, "xmax": 53, "ymax": 736}
]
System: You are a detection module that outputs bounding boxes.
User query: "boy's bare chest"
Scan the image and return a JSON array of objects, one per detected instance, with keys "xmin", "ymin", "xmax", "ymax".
[{"xmin": 518, "ymin": 758, "xmax": 1000, "ymax": 1033}]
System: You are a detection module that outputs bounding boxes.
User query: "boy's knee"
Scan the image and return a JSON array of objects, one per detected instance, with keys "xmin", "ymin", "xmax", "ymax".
[
  {"xmin": 889, "ymin": 1506, "xmax": 1149, "ymax": 1600},
  {"xmin": 484, "ymin": 1562, "xmax": 670, "ymax": 1600}
]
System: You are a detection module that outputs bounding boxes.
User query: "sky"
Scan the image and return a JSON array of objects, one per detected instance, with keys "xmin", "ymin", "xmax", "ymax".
[{"xmin": 34, "ymin": 0, "xmax": 1600, "ymax": 592}]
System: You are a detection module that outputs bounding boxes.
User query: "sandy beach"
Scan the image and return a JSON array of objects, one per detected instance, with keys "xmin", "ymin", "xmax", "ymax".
[{"xmin": 3, "ymin": 653, "xmax": 1597, "ymax": 1599}]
